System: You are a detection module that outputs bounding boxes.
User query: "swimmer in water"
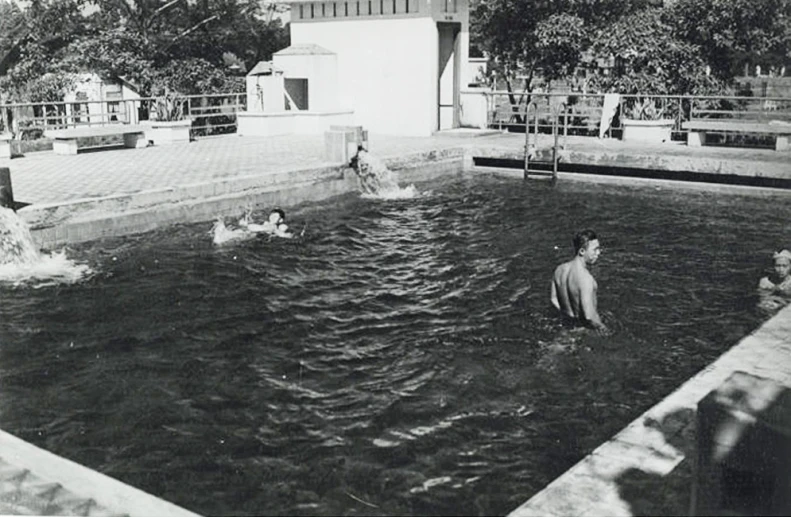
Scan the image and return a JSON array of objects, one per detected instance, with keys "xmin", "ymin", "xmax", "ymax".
[
  {"xmin": 758, "ymin": 249, "xmax": 791, "ymax": 311},
  {"xmin": 550, "ymin": 229, "xmax": 609, "ymax": 333},
  {"xmin": 239, "ymin": 208, "xmax": 294, "ymax": 239}
]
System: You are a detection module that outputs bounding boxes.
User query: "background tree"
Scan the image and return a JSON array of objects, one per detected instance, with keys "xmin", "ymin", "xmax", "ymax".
[
  {"xmin": 0, "ymin": 0, "xmax": 289, "ymax": 100},
  {"xmin": 591, "ymin": 8, "xmax": 723, "ymax": 96},
  {"xmin": 470, "ymin": 0, "xmax": 650, "ymax": 120},
  {"xmin": 668, "ymin": 0, "xmax": 791, "ymax": 80}
]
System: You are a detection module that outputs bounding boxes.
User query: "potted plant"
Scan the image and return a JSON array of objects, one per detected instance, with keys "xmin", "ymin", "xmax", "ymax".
[
  {"xmin": 620, "ymin": 97, "xmax": 674, "ymax": 143},
  {"xmin": 144, "ymin": 90, "xmax": 192, "ymax": 145}
]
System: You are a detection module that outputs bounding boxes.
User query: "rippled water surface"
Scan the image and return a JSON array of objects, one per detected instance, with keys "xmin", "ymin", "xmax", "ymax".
[{"xmin": 1, "ymin": 173, "xmax": 789, "ymax": 516}]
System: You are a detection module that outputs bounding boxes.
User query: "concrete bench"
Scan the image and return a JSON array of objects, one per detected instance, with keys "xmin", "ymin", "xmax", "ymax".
[
  {"xmin": 682, "ymin": 120, "xmax": 791, "ymax": 151},
  {"xmin": 44, "ymin": 124, "xmax": 148, "ymax": 155}
]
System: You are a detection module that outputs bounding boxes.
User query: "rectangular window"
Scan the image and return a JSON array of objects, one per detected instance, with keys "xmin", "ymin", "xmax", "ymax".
[
  {"xmin": 310, "ymin": 4, "xmax": 314, "ymax": 17},
  {"xmin": 392, "ymin": 0, "xmax": 396, "ymax": 13},
  {"xmin": 405, "ymin": 0, "xmax": 408, "ymax": 12},
  {"xmin": 333, "ymin": 2, "xmax": 336, "ymax": 16},
  {"xmin": 345, "ymin": 1, "xmax": 348, "ymax": 15},
  {"xmin": 321, "ymin": 3, "xmax": 325, "ymax": 16},
  {"xmin": 442, "ymin": 0, "xmax": 456, "ymax": 12},
  {"xmin": 299, "ymin": 4, "xmax": 304, "ymax": 18},
  {"xmin": 356, "ymin": 0, "xmax": 360, "ymax": 14},
  {"xmin": 379, "ymin": 0, "xmax": 383, "ymax": 14},
  {"xmin": 368, "ymin": 0, "xmax": 371, "ymax": 14}
]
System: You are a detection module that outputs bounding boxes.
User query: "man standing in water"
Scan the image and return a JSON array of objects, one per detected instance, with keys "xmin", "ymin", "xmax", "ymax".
[{"xmin": 550, "ymin": 229, "xmax": 608, "ymax": 332}]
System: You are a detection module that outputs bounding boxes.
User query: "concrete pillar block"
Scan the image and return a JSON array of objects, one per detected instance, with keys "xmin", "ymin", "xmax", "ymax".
[
  {"xmin": 324, "ymin": 128, "xmax": 358, "ymax": 164},
  {"xmin": 53, "ymin": 139, "xmax": 79, "ymax": 155},
  {"xmin": 0, "ymin": 136, "xmax": 11, "ymax": 159},
  {"xmin": 688, "ymin": 131, "xmax": 704, "ymax": 147},
  {"xmin": 775, "ymin": 135, "xmax": 789, "ymax": 151},
  {"xmin": 0, "ymin": 166, "xmax": 14, "ymax": 209},
  {"xmin": 692, "ymin": 371, "xmax": 791, "ymax": 517},
  {"xmin": 123, "ymin": 132, "xmax": 148, "ymax": 149}
]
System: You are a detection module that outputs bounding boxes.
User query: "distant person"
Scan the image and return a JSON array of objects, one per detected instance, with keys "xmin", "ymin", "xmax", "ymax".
[
  {"xmin": 758, "ymin": 249, "xmax": 791, "ymax": 312},
  {"xmin": 239, "ymin": 208, "xmax": 295, "ymax": 239},
  {"xmin": 550, "ymin": 229, "xmax": 608, "ymax": 332}
]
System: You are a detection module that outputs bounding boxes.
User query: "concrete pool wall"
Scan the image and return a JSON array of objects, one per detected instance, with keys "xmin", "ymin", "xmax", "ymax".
[{"xmin": 23, "ymin": 148, "xmax": 466, "ymax": 249}]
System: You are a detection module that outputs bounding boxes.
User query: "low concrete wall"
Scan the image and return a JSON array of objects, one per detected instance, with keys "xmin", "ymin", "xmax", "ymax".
[{"xmin": 24, "ymin": 151, "xmax": 466, "ymax": 248}]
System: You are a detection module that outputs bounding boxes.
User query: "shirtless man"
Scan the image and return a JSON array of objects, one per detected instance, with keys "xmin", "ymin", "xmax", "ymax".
[{"xmin": 550, "ymin": 229, "xmax": 608, "ymax": 332}]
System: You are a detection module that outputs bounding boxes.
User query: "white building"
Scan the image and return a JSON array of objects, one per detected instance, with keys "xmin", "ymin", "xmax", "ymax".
[{"xmin": 285, "ymin": 0, "xmax": 469, "ymax": 136}]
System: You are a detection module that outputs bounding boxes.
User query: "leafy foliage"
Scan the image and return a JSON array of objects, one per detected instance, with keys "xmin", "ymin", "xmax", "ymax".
[
  {"xmin": 0, "ymin": 0, "xmax": 288, "ymax": 101},
  {"xmin": 591, "ymin": 8, "xmax": 724, "ymax": 96},
  {"xmin": 471, "ymin": 0, "xmax": 787, "ymax": 100},
  {"xmin": 667, "ymin": 0, "xmax": 791, "ymax": 80}
]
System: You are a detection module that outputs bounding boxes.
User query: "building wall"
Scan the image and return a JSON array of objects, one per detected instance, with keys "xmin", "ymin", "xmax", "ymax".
[
  {"xmin": 291, "ymin": 16, "xmax": 437, "ymax": 136},
  {"xmin": 289, "ymin": 0, "xmax": 470, "ymax": 136},
  {"xmin": 273, "ymin": 53, "xmax": 339, "ymax": 111}
]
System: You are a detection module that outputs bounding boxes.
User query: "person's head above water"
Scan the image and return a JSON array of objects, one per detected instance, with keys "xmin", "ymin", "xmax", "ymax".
[
  {"xmin": 773, "ymin": 249, "xmax": 791, "ymax": 279},
  {"xmin": 268, "ymin": 208, "xmax": 286, "ymax": 225},
  {"xmin": 573, "ymin": 229, "xmax": 601, "ymax": 265}
]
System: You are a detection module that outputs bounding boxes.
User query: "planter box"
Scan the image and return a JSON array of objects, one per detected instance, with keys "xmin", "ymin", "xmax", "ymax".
[
  {"xmin": 143, "ymin": 120, "xmax": 192, "ymax": 146},
  {"xmin": 622, "ymin": 118, "xmax": 674, "ymax": 143}
]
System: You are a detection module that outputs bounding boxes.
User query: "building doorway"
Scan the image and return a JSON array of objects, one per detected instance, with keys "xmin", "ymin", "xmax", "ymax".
[{"xmin": 437, "ymin": 22, "xmax": 461, "ymax": 131}]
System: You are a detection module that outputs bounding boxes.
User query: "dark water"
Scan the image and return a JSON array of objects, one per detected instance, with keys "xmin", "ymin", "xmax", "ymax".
[{"xmin": 0, "ymin": 174, "xmax": 788, "ymax": 516}]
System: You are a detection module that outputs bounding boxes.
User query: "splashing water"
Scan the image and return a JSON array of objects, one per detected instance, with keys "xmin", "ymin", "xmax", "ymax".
[
  {"xmin": 211, "ymin": 217, "xmax": 254, "ymax": 246},
  {"xmin": 351, "ymin": 150, "xmax": 419, "ymax": 199},
  {"xmin": 0, "ymin": 207, "xmax": 91, "ymax": 286}
]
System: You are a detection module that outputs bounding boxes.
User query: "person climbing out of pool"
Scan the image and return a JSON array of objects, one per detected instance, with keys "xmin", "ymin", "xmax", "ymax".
[
  {"xmin": 239, "ymin": 208, "xmax": 295, "ymax": 239},
  {"xmin": 757, "ymin": 249, "xmax": 791, "ymax": 311},
  {"xmin": 550, "ymin": 229, "xmax": 609, "ymax": 333}
]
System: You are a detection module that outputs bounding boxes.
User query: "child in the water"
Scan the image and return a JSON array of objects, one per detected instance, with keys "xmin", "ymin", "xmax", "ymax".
[
  {"xmin": 239, "ymin": 208, "xmax": 294, "ymax": 239},
  {"xmin": 758, "ymin": 249, "xmax": 791, "ymax": 312}
]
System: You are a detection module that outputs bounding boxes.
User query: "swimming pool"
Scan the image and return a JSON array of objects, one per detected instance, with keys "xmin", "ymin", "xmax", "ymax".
[{"xmin": 0, "ymin": 173, "xmax": 788, "ymax": 515}]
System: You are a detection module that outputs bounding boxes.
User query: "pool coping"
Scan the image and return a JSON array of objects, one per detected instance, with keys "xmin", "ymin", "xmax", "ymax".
[
  {"xmin": 508, "ymin": 302, "xmax": 791, "ymax": 517},
  {"xmin": 0, "ymin": 427, "xmax": 200, "ymax": 517}
]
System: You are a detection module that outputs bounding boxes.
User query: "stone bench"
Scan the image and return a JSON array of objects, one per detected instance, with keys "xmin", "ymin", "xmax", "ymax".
[
  {"xmin": 44, "ymin": 124, "xmax": 148, "ymax": 155},
  {"xmin": 682, "ymin": 120, "xmax": 791, "ymax": 151}
]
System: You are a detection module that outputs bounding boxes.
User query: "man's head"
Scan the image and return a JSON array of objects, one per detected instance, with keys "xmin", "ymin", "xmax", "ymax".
[
  {"xmin": 268, "ymin": 208, "xmax": 286, "ymax": 225},
  {"xmin": 773, "ymin": 249, "xmax": 791, "ymax": 279},
  {"xmin": 574, "ymin": 229, "xmax": 601, "ymax": 265}
]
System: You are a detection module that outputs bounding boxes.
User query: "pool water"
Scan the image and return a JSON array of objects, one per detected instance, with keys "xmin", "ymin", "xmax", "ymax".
[{"xmin": 0, "ymin": 173, "xmax": 788, "ymax": 516}]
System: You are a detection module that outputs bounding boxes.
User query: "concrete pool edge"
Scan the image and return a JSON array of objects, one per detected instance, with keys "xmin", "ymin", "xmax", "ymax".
[
  {"xmin": 0, "ymin": 427, "xmax": 200, "ymax": 516},
  {"xmin": 22, "ymin": 149, "xmax": 466, "ymax": 248},
  {"xmin": 508, "ymin": 303, "xmax": 791, "ymax": 517}
]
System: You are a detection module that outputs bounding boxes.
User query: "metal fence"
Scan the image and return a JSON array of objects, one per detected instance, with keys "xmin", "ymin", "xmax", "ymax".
[
  {"xmin": 484, "ymin": 91, "xmax": 791, "ymax": 140},
  {"xmin": 0, "ymin": 92, "xmax": 246, "ymax": 141}
]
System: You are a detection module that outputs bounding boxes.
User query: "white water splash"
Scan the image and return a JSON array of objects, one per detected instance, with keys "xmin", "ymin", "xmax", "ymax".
[
  {"xmin": 0, "ymin": 207, "xmax": 91, "ymax": 286},
  {"xmin": 351, "ymin": 150, "xmax": 419, "ymax": 199},
  {"xmin": 211, "ymin": 218, "xmax": 255, "ymax": 246}
]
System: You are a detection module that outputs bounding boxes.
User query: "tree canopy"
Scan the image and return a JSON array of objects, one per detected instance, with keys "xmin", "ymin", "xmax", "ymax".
[
  {"xmin": 0, "ymin": 0, "xmax": 290, "ymax": 101},
  {"xmin": 471, "ymin": 0, "xmax": 791, "ymax": 96}
]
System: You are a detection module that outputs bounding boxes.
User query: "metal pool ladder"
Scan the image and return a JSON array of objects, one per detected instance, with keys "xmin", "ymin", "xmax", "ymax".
[{"xmin": 523, "ymin": 101, "xmax": 569, "ymax": 181}]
